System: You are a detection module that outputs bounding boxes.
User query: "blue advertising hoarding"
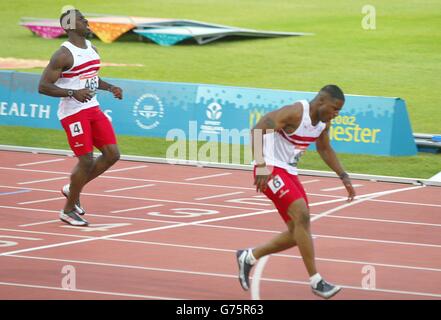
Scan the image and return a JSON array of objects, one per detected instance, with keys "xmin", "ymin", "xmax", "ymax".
[{"xmin": 0, "ymin": 71, "xmax": 416, "ymax": 156}]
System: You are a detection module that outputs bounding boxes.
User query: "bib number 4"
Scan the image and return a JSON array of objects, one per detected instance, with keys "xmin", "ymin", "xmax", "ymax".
[{"xmin": 69, "ymin": 121, "xmax": 83, "ymax": 137}]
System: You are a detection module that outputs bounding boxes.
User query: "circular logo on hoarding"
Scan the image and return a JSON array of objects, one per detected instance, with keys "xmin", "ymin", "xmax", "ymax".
[
  {"xmin": 206, "ymin": 102, "xmax": 222, "ymax": 120},
  {"xmin": 133, "ymin": 94, "xmax": 164, "ymax": 130}
]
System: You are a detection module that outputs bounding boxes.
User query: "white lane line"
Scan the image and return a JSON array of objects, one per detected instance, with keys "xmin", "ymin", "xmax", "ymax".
[
  {"xmin": 0, "ymin": 205, "xmax": 207, "ymax": 225},
  {"xmin": 198, "ymin": 222, "xmax": 441, "ymax": 248},
  {"xmin": 19, "ymin": 220, "xmax": 60, "ymax": 227},
  {"xmin": 310, "ymin": 197, "xmax": 353, "ymax": 206},
  {"xmin": 0, "ymin": 209, "xmax": 276, "ymax": 257},
  {"xmin": 18, "ymin": 197, "xmax": 65, "ymax": 205},
  {"xmin": 108, "ymin": 238, "xmax": 441, "ymax": 272},
  {"xmin": 309, "ymin": 193, "xmax": 342, "ymax": 198},
  {"xmin": 0, "ymin": 281, "xmax": 182, "ymax": 300},
  {"xmin": 6, "ymin": 255, "xmax": 441, "ymax": 299},
  {"xmin": 17, "ymin": 177, "xmax": 67, "ymax": 185},
  {"xmin": 0, "ymin": 235, "xmax": 40, "ymax": 247},
  {"xmin": 0, "ymin": 235, "xmax": 41, "ymax": 241},
  {"xmin": 3, "ymin": 228, "xmax": 441, "ymax": 273},
  {"xmin": 3, "ymin": 166, "xmax": 439, "ymax": 206},
  {"xmin": 0, "ymin": 185, "xmax": 262, "ymax": 211},
  {"xmin": 105, "ymin": 184, "xmax": 155, "ymax": 193},
  {"xmin": 257, "ymin": 278, "xmax": 441, "ymax": 299},
  {"xmin": 185, "ymin": 172, "xmax": 232, "ymax": 181},
  {"xmin": 321, "ymin": 184, "xmax": 363, "ymax": 192},
  {"xmin": 198, "ymin": 222, "xmax": 441, "ymax": 247},
  {"xmin": 111, "ymin": 204, "xmax": 164, "ymax": 214},
  {"xmin": 0, "ymin": 228, "xmax": 92, "ymax": 240},
  {"xmin": 319, "ymin": 214, "xmax": 441, "ymax": 228},
  {"xmin": 0, "ymin": 167, "xmax": 69, "ymax": 175},
  {"xmin": 60, "ymin": 223, "xmax": 131, "ymax": 231},
  {"xmin": 301, "ymin": 179, "xmax": 321, "ymax": 184},
  {"xmin": 3, "ymin": 166, "xmax": 336, "ymax": 195},
  {"xmin": 106, "ymin": 165, "xmax": 148, "ymax": 173},
  {"xmin": 16, "ymin": 158, "xmax": 65, "ymax": 167},
  {"xmin": 251, "ymin": 256, "xmax": 269, "ymax": 300},
  {"xmin": 2, "ymin": 204, "xmax": 441, "ymax": 248},
  {"xmin": 101, "ymin": 175, "xmax": 255, "ymax": 190},
  {"xmin": 274, "ymin": 252, "xmax": 441, "ymax": 272},
  {"xmin": 311, "ymin": 185, "xmax": 425, "ymax": 222},
  {"xmin": 252, "ymin": 184, "xmax": 426, "ymax": 300},
  {"xmin": 315, "ymin": 234, "xmax": 441, "ymax": 248},
  {"xmin": 195, "ymin": 191, "xmax": 245, "ymax": 201},
  {"xmin": 0, "ymin": 205, "xmax": 60, "ymax": 214},
  {"xmin": 0, "ymin": 206, "xmax": 441, "ymax": 248},
  {"xmin": 369, "ymin": 198, "xmax": 441, "ymax": 208},
  {"xmin": 0, "ymin": 189, "xmax": 31, "ymax": 196},
  {"xmin": 0, "ymin": 166, "xmax": 254, "ymax": 191},
  {"xmin": 226, "ymin": 196, "xmax": 272, "ymax": 206}
]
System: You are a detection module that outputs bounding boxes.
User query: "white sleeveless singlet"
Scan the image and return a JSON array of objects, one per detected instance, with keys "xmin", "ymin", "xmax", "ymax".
[
  {"xmin": 263, "ymin": 100, "xmax": 327, "ymax": 175},
  {"xmin": 54, "ymin": 40, "xmax": 101, "ymax": 120}
]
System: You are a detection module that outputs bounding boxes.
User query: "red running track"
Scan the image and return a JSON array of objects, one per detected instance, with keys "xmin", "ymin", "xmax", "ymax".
[{"xmin": 0, "ymin": 150, "xmax": 440, "ymax": 300}]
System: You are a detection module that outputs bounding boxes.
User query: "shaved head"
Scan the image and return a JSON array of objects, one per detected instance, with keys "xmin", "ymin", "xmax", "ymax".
[{"xmin": 319, "ymin": 85, "xmax": 345, "ymax": 102}]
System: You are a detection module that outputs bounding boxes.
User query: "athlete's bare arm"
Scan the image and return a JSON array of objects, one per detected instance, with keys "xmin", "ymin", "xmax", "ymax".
[
  {"xmin": 38, "ymin": 48, "xmax": 93, "ymax": 103},
  {"xmin": 251, "ymin": 102, "xmax": 303, "ymax": 192},
  {"xmin": 97, "ymin": 78, "xmax": 123, "ymax": 100},
  {"xmin": 316, "ymin": 123, "xmax": 355, "ymax": 201}
]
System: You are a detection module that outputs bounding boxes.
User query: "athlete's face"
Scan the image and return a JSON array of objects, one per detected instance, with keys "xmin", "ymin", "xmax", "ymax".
[
  {"xmin": 318, "ymin": 96, "xmax": 344, "ymax": 123},
  {"xmin": 73, "ymin": 11, "xmax": 91, "ymax": 36}
]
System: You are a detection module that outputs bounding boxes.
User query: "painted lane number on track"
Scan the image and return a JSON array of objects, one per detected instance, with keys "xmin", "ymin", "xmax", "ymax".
[
  {"xmin": 0, "ymin": 235, "xmax": 42, "ymax": 247},
  {"xmin": 226, "ymin": 195, "xmax": 272, "ymax": 206},
  {"xmin": 148, "ymin": 208, "xmax": 219, "ymax": 218},
  {"xmin": 61, "ymin": 223, "xmax": 131, "ymax": 232}
]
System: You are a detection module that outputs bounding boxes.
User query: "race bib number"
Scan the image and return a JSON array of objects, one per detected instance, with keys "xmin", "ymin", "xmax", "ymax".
[
  {"xmin": 289, "ymin": 150, "xmax": 305, "ymax": 167},
  {"xmin": 268, "ymin": 175, "xmax": 285, "ymax": 194},
  {"xmin": 80, "ymin": 73, "xmax": 99, "ymax": 92},
  {"xmin": 69, "ymin": 121, "xmax": 83, "ymax": 137}
]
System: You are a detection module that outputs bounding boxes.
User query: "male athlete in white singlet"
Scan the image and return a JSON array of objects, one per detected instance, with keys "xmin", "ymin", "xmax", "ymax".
[
  {"xmin": 39, "ymin": 9, "xmax": 123, "ymax": 226},
  {"xmin": 236, "ymin": 85, "xmax": 356, "ymax": 299}
]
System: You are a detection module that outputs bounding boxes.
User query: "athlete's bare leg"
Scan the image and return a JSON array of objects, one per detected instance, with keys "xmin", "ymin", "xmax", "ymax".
[
  {"xmin": 85, "ymin": 144, "xmax": 120, "ymax": 183},
  {"xmin": 287, "ymin": 198, "xmax": 317, "ymax": 277},
  {"xmin": 63, "ymin": 145, "xmax": 119, "ymax": 211},
  {"xmin": 252, "ymin": 220, "xmax": 297, "ymax": 259},
  {"xmin": 63, "ymin": 152, "xmax": 94, "ymax": 212}
]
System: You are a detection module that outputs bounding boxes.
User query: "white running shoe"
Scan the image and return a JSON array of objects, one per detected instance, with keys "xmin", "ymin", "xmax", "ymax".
[
  {"xmin": 236, "ymin": 249, "xmax": 254, "ymax": 291},
  {"xmin": 59, "ymin": 210, "xmax": 88, "ymax": 226},
  {"xmin": 311, "ymin": 279, "xmax": 342, "ymax": 299}
]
